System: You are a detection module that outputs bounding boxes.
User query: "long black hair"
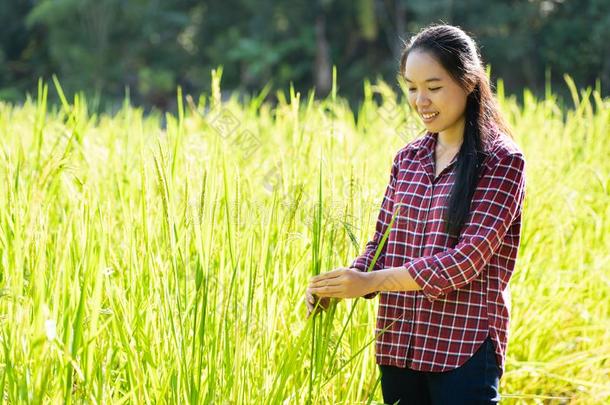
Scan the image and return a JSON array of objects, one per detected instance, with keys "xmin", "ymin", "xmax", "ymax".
[{"xmin": 399, "ymin": 24, "xmax": 513, "ymax": 238}]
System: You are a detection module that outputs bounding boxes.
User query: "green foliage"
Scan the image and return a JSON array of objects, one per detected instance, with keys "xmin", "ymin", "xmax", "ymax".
[
  {"xmin": 0, "ymin": 0, "xmax": 608, "ymax": 107},
  {"xmin": 0, "ymin": 73, "xmax": 608, "ymax": 403}
]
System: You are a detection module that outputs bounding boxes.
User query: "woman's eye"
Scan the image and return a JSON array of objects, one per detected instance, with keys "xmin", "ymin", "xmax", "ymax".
[{"xmin": 408, "ymin": 87, "xmax": 441, "ymax": 93}]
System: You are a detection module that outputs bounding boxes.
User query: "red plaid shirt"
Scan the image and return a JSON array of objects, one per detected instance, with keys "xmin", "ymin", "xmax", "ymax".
[{"xmin": 350, "ymin": 129, "xmax": 526, "ymax": 378}]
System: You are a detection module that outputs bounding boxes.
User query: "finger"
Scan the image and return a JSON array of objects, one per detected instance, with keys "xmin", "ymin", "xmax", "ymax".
[
  {"xmin": 310, "ymin": 276, "xmax": 343, "ymax": 286},
  {"xmin": 310, "ymin": 278, "xmax": 342, "ymax": 289},
  {"xmin": 310, "ymin": 285, "xmax": 342, "ymax": 296},
  {"xmin": 310, "ymin": 270, "xmax": 344, "ymax": 283},
  {"xmin": 307, "ymin": 290, "xmax": 318, "ymax": 306},
  {"xmin": 307, "ymin": 305, "xmax": 319, "ymax": 318},
  {"xmin": 311, "ymin": 271, "xmax": 342, "ymax": 283}
]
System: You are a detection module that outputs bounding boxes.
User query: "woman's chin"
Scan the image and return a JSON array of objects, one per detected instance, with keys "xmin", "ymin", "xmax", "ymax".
[
  {"xmin": 423, "ymin": 122, "xmax": 438, "ymax": 131},
  {"xmin": 422, "ymin": 120, "xmax": 446, "ymax": 132}
]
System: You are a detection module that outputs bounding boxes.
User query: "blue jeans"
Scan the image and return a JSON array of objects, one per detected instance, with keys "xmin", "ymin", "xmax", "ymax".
[{"xmin": 379, "ymin": 335, "xmax": 501, "ymax": 405}]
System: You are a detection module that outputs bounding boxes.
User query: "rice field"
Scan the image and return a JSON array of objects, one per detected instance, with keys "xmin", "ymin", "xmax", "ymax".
[{"xmin": 0, "ymin": 69, "xmax": 609, "ymax": 404}]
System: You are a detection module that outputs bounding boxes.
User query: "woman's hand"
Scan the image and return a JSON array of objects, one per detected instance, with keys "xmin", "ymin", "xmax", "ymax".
[
  {"xmin": 308, "ymin": 267, "xmax": 373, "ymax": 299},
  {"xmin": 305, "ymin": 286, "xmax": 335, "ymax": 318}
]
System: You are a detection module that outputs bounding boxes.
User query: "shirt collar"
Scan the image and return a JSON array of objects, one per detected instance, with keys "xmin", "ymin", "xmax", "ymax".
[
  {"xmin": 414, "ymin": 129, "xmax": 498, "ymax": 155},
  {"xmin": 413, "ymin": 129, "xmax": 498, "ymax": 155},
  {"xmin": 414, "ymin": 129, "xmax": 498, "ymax": 180}
]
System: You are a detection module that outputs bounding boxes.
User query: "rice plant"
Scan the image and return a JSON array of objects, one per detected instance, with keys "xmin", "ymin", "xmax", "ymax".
[{"xmin": 0, "ymin": 70, "xmax": 608, "ymax": 404}]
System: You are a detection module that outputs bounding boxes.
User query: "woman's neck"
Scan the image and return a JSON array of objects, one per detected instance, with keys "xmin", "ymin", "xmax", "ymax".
[{"xmin": 437, "ymin": 116, "xmax": 465, "ymax": 148}]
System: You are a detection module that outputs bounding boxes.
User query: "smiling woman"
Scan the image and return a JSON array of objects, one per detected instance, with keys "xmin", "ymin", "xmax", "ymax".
[
  {"xmin": 404, "ymin": 51, "xmax": 469, "ymax": 146},
  {"xmin": 306, "ymin": 23, "xmax": 526, "ymax": 405}
]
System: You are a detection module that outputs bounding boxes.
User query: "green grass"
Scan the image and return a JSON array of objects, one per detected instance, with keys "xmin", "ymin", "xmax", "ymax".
[{"xmin": 0, "ymin": 71, "xmax": 608, "ymax": 404}]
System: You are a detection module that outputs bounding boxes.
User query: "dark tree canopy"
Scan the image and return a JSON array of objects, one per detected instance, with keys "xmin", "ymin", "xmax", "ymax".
[{"xmin": 1, "ymin": 0, "xmax": 608, "ymax": 109}]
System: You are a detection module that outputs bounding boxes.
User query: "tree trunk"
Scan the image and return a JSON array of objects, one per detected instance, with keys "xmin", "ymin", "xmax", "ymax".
[{"xmin": 314, "ymin": 14, "xmax": 332, "ymax": 97}]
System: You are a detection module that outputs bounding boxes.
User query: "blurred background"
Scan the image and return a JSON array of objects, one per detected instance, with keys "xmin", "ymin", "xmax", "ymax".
[{"xmin": 1, "ymin": 0, "xmax": 609, "ymax": 110}]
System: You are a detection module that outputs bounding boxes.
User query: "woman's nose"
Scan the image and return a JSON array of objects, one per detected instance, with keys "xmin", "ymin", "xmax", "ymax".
[{"xmin": 416, "ymin": 93, "xmax": 430, "ymax": 108}]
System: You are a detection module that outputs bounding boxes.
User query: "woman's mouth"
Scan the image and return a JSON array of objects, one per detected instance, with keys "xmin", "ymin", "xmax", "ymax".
[{"xmin": 420, "ymin": 112, "xmax": 439, "ymax": 123}]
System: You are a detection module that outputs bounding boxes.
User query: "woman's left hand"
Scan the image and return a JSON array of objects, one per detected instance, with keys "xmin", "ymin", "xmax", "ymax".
[{"xmin": 308, "ymin": 267, "xmax": 373, "ymax": 299}]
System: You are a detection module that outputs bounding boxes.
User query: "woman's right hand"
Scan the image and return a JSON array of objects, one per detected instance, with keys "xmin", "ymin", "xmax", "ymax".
[{"xmin": 306, "ymin": 286, "xmax": 335, "ymax": 318}]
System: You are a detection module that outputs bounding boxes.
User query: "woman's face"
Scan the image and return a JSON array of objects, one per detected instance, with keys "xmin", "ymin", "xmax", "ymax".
[{"xmin": 403, "ymin": 49, "xmax": 469, "ymax": 137}]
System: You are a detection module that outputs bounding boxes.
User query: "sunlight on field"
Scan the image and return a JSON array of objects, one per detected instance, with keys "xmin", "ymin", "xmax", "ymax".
[{"xmin": 0, "ymin": 70, "xmax": 608, "ymax": 403}]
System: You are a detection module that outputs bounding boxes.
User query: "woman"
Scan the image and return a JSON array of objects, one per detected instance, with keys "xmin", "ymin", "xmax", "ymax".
[{"xmin": 306, "ymin": 24, "xmax": 526, "ymax": 404}]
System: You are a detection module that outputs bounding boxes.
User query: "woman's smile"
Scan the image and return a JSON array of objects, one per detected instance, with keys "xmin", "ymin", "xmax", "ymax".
[{"xmin": 420, "ymin": 111, "xmax": 439, "ymax": 122}]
